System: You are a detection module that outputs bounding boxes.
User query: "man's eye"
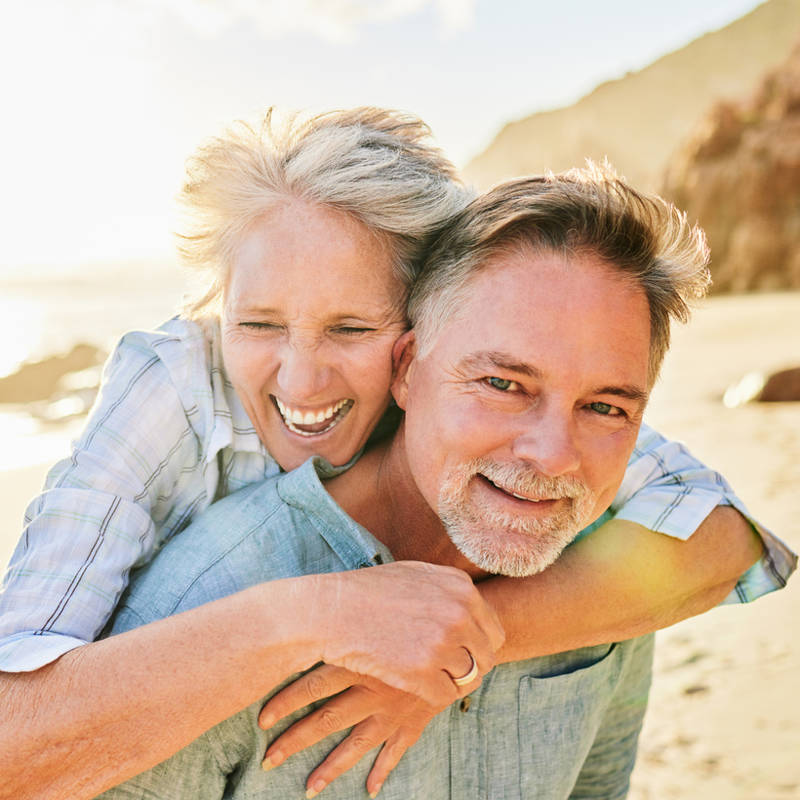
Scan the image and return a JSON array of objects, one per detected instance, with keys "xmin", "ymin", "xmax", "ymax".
[
  {"xmin": 589, "ymin": 401, "xmax": 622, "ymax": 416},
  {"xmin": 486, "ymin": 377, "xmax": 519, "ymax": 392}
]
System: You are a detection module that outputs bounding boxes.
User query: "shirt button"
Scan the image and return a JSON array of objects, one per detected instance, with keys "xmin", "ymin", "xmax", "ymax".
[{"xmin": 459, "ymin": 696, "xmax": 471, "ymax": 713}]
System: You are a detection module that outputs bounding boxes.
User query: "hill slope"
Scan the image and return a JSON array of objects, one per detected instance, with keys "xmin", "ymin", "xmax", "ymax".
[{"xmin": 464, "ymin": 0, "xmax": 800, "ymax": 192}]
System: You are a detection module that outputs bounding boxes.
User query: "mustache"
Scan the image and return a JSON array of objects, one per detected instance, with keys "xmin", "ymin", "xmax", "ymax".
[{"xmin": 475, "ymin": 459, "xmax": 588, "ymax": 501}]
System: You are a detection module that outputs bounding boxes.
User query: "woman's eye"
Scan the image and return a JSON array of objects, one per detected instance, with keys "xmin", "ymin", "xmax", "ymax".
[
  {"xmin": 332, "ymin": 326, "xmax": 374, "ymax": 335},
  {"xmin": 589, "ymin": 401, "xmax": 622, "ymax": 417},
  {"xmin": 240, "ymin": 322, "xmax": 282, "ymax": 331},
  {"xmin": 486, "ymin": 377, "xmax": 519, "ymax": 392}
]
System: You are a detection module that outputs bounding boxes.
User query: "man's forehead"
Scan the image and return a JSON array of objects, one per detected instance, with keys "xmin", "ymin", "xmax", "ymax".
[{"xmin": 417, "ymin": 249, "xmax": 652, "ymax": 396}]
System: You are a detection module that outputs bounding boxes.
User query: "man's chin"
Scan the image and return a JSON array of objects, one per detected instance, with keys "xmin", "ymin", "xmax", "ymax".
[{"xmin": 445, "ymin": 522, "xmax": 579, "ymax": 577}]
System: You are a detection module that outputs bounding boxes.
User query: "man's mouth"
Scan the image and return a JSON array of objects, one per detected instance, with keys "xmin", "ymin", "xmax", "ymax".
[
  {"xmin": 272, "ymin": 397, "xmax": 354, "ymax": 437},
  {"xmin": 478, "ymin": 474, "xmax": 560, "ymax": 505}
]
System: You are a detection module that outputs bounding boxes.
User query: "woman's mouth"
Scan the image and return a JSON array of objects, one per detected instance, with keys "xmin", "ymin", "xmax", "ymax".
[{"xmin": 272, "ymin": 397, "xmax": 354, "ymax": 437}]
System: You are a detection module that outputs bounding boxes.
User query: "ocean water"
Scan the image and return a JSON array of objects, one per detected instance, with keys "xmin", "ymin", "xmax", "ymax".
[
  {"xmin": 0, "ymin": 262, "xmax": 192, "ymax": 375},
  {"xmin": 0, "ymin": 261, "xmax": 194, "ymax": 471}
]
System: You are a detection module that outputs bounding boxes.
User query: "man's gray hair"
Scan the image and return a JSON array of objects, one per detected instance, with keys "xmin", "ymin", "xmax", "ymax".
[
  {"xmin": 178, "ymin": 107, "xmax": 471, "ymax": 317},
  {"xmin": 408, "ymin": 162, "xmax": 711, "ymax": 387}
]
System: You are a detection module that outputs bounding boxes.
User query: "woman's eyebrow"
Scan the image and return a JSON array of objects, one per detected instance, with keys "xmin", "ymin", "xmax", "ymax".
[{"xmin": 228, "ymin": 302, "xmax": 281, "ymax": 315}]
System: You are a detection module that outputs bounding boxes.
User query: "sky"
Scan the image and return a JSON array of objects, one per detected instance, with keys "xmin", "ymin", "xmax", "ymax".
[{"xmin": 1, "ymin": 0, "xmax": 765, "ymax": 272}]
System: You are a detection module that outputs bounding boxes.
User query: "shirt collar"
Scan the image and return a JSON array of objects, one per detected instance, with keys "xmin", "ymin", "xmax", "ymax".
[
  {"xmin": 204, "ymin": 318, "xmax": 270, "ymax": 463},
  {"xmin": 277, "ymin": 457, "xmax": 394, "ymax": 570}
]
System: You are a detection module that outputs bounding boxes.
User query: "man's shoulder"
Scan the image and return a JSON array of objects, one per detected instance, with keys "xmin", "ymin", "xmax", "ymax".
[
  {"xmin": 108, "ymin": 474, "xmax": 294, "ymax": 631},
  {"xmin": 107, "ymin": 457, "xmax": 382, "ymax": 637}
]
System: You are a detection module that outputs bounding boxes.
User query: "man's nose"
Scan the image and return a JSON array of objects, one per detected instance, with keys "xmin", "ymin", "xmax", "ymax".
[
  {"xmin": 510, "ymin": 411, "xmax": 581, "ymax": 477},
  {"xmin": 275, "ymin": 342, "xmax": 331, "ymax": 400}
]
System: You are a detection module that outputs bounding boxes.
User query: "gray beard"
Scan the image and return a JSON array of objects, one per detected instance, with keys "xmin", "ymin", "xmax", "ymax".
[{"xmin": 437, "ymin": 458, "xmax": 595, "ymax": 577}]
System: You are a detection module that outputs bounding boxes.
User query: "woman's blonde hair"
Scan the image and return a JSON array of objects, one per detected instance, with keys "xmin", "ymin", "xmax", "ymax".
[{"xmin": 177, "ymin": 107, "xmax": 471, "ymax": 318}]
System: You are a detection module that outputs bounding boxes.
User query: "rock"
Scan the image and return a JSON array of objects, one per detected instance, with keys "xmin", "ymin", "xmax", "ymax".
[
  {"xmin": 0, "ymin": 344, "xmax": 106, "ymax": 404},
  {"xmin": 723, "ymin": 366, "xmax": 800, "ymax": 405},
  {"xmin": 662, "ymin": 41, "xmax": 800, "ymax": 293},
  {"xmin": 758, "ymin": 366, "xmax": 800, "ymax": 401}
]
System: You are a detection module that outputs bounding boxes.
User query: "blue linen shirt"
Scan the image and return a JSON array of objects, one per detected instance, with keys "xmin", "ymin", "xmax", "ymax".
[{"xmin": 97, "ymin": 457, "xmax": 789, "ymax": 800}]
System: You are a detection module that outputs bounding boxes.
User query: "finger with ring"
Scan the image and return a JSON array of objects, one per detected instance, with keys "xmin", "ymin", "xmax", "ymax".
[{"xmin": 449, "ymin": 649, "xmax": 479, "ymax": 687}]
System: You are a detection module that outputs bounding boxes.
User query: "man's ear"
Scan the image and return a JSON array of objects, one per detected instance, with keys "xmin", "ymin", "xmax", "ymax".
[{"xmin": 391, "ymin": 330, "xmax": 416, "ymax": 410}]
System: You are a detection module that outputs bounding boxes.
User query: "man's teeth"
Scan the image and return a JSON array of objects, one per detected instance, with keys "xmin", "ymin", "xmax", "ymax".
[
  {"xmin": 274, "ymin": 398, "xmax": 351, "ymax": 435},
  {"xmin": 486, "ymin": 478, "xmax": 547, "ymax": 502},
  {"xmin": 511, "ymin": 491, "xmax": 542, "ymax": 502}
]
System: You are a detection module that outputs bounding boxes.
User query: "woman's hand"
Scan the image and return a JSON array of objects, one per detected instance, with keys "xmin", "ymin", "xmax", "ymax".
[
  {"xmin": 259, "ymin": 665, "xmax": 448, "ymax": 799},
  {"xmin": 308, "ymin": 561, "xmax": 504, "ymax": 707}
]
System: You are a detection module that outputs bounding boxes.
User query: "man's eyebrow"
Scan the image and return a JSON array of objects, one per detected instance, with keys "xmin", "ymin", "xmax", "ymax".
[
  {"xmin": 592, "ymin": 384, "xmax": 649, "ymax": 409},
  {"xmin": 458, "ymin": 352, "xmax": 648, "ymax": 404},
  {"xmin": 457, "ymin": 351, "xmax": 542, "ymax": 378}
]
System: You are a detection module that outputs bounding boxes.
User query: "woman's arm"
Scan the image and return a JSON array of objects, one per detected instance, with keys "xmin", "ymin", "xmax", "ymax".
[
  {"xmin": 0, "ymin": 563, "xmax": 503, "ymax": 800},
  {"xmin": 484, "ymin": 507, "xmax": 761, "ymax": 663}
]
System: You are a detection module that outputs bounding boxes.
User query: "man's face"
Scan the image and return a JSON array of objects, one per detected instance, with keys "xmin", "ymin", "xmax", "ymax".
[{"xmin": 392, "ymin": 248, "xmax": 652, "ymax": 577}]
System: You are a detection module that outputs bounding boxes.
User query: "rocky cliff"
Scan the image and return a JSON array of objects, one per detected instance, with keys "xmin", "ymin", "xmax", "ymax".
[{"xmin": 663, "ymin": 43, "xmax": 800, "ymax": 292}]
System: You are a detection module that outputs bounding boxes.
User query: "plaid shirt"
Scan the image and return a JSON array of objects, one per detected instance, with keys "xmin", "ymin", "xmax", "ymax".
[{"xmin": 0, "ymin": 318, "xmax": 795, "ymax": 672}]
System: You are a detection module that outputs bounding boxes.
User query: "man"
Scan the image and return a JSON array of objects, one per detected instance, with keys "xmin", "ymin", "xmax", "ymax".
[{"xmin": 99, "ymin": 166, "xmax": 794, "ymax": 799}]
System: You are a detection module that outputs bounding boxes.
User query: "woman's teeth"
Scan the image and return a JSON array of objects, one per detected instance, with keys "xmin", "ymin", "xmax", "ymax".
[{"xmin": 274, "ymin": 398, "xmax": 353, "ymax": 436}]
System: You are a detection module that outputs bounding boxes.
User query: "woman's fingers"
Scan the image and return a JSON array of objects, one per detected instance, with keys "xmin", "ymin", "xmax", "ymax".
[
  {"xmin": 259, "ymin": 560, "xmax": 506, "ymax": 793},
  {"xmin": 260, "ymin": 665, "xmax": 443, "ymax": 797},
  {"xmin": 445, "ymin": 646, "xmax": 480, "ymax": 687},
  {"xmin": 473, "ymin": 590, "xmax": 506, "ymax": 653}
]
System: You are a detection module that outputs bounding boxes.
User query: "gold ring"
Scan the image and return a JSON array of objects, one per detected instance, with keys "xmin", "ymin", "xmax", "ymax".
[{"xmin": 451, "ymin": 650, "xmax": 479, "ymax": 687}]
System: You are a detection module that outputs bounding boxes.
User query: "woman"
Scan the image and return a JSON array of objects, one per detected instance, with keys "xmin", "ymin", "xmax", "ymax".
[{"xmin": 0, "ymin": 107, "xmax": 781, "ymax": 800}]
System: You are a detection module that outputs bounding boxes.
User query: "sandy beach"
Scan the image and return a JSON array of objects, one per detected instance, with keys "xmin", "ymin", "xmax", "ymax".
[
  {"xmin": 1, "ymin": 290, "xmax": 798, "ymax": 798},
  {"xmin": 628, "ymin": 290, "xmax": 800, "ymax": 800}
]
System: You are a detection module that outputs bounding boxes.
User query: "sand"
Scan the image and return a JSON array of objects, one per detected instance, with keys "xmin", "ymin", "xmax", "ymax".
[
  {"xmin": 1, "ymin": 291, "xmax": 798, "ymax": 798},
  {"xmin": 627, "ymin": 290, "xmax": 800, "ymax": 800}
]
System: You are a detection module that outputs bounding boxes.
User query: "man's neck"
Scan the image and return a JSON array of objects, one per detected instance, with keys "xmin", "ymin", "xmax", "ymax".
[{"xmin": 326, "ymin": 424, "xmax": 485, "ymax": 576}]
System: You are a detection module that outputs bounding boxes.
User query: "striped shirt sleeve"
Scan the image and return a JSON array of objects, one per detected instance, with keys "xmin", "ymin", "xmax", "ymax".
[
  {"xmin": 607, "ymin": 423, "xmax": 796, "ymax": 603},
  {"xmin": 0, "ymin": 321, "xmax": 224, "ymax": 671}
]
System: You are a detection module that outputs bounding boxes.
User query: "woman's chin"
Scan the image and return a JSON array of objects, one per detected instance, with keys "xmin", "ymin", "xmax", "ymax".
[{"xmin": 266, "ymin": 426, "xmax": 358, "ymax": 472}]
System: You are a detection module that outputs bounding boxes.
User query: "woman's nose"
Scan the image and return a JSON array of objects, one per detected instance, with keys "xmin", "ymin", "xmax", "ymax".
[{"xmin": 275, "ymin": 343, "xmax": 331, "ymax": 400}]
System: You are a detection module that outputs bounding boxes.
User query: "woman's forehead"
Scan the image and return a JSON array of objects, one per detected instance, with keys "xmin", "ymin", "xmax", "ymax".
[{"xmin": 224, "ymin": 211, "xmax": 405, "ymax": 321}]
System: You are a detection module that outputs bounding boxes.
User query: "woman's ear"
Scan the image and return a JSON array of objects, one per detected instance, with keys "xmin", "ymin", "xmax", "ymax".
[{"xmin": 391, "ymin": 330, "xmax": 416, "ymax": 410}]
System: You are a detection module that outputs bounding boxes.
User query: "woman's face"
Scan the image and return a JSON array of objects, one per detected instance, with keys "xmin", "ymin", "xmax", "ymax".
[{"xmin": 221, "ymin": 198, "xmax": 408, "ymax": 470}]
